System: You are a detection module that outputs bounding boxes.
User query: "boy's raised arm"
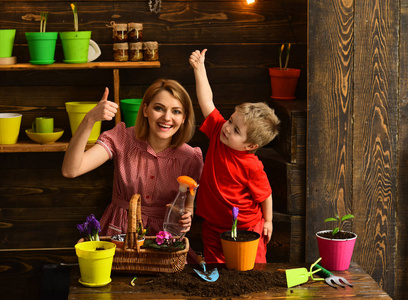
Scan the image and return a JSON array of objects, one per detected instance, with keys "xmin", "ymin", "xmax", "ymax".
[{"xmin": 189, "ymin": 49, "xmax": 215, "ymax": 119}]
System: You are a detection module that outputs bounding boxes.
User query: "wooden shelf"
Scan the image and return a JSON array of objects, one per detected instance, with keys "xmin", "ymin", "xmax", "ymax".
[
  {"xmin": 0, "ymin": 61, "xmax": 160, "ymax": 71},
  {"xmin": 0, "ymin": 141, "xmax": 95, "ymax": 153},
  {"xmin": 0, "ymin": 61, "xmax": 160, "ymax": 153}
]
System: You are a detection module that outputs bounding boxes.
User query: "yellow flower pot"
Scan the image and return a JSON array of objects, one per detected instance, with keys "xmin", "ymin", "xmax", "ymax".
[
  {"xmin": 65, "ymin": 102, "xmax": 101, "ymax": 143},
  {"xmin": 220, "ymin": 230, "xmax": 260, "ymax": 271},
  {"xmin": 75, "ymin": 241, "xmax": 116, "ymax": 287},
  {"xmin": 0, "ymin": 113, "xmax": 22, "ymax": 144}
]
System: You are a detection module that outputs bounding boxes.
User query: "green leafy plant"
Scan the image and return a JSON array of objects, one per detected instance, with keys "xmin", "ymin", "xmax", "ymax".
[
  {"xmin": 279, "ymin": 43, "xmax": 291, "ymax": 70},
  {"xmin": 70, "ymin": 3, "xmax": 78, "ymax": 31},
  {"xmin": 324, "ymin": 214, "xmax": 355, "ymax": 235},
  {"xmin": 137, "ymin": 225, "xmax": 148, "ymax": 240},
  {"xmin": 40, "ymin": 12, "xmax": 48, "ymax": 32}
]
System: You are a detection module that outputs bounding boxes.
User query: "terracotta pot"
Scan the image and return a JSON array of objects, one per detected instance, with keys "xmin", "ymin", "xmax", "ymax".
[
  {"xmin": 111, "ymin": 234, "xmax": 145, "ymax": 248},
  {"xmin": 220, "ymin": 230, "xmax": 260, "ymax": 271},
  {"xmin": 269, "ymin": 67, "xmax": 301, "ymax": 100},
  {"xmin": 316, "ymin": 230, "xmax": 357, "ymax": 271}
]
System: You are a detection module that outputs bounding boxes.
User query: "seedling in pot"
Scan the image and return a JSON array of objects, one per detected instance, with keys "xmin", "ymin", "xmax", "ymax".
[
  {"xmin": 279, "ymin": 43, "xmax": 291, "ymax": 70},
  {"xmin": 324, "ymin": 214, "xmax": 355, "ymax": 235},
  {"xmin": 40, "ymin": 12, "xmax": 48, "ymax": 32},
  {"xmin": 71, "ymin": 2, "xmax": 79, "ymax": 31}
]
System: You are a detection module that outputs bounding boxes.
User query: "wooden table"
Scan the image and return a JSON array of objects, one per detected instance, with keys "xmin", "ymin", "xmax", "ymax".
[{"xmin": 68, "ymin": 262, "xmax": 391, "ymax": 299}]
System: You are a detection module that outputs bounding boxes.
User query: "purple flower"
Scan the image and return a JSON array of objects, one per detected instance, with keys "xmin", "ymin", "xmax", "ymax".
[
  {"xmin": 77, "ymin": 214, "xmax": 101, "ymax": 241},
  {"xmin": 86, "ymin": 214, "xmax": 101, "ymax": 236},
  {"xmin": 77, "ymin": 223, "xmax": 86, "ymax": 235},
  {"xmin": 232, "ymin": 207, "xmax": 239, "ymax": 221},
  {"xmin": 231, "ymin": 207, "xmax": 239, "ymax": 239}
]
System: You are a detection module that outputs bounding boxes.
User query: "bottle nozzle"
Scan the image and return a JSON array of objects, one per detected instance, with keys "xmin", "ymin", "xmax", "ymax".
[{"xmin": 177, "ymin": 176, "xmax": 198, "ymax": 196}]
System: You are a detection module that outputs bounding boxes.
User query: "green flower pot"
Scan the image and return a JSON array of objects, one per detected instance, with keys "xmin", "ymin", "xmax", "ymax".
[
  {"xmin": 25, "ymin": 32, "xmax": 58, "ymax": 65},
  {"xmin": 59, "ymin": 31, "xmax": 91, "ymax": 63},
  {"xmin": 120, "ymin": 98, "xmax": 143, "ymax": 127},
  {"xmin": 0, "ymin": 29, "xmax": 16, "ymax": 58}
]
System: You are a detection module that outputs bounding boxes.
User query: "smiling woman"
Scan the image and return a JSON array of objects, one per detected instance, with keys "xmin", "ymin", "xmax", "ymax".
[{"xmin": 62, "ymin": 79, "xmax": 203, "ymax": 263}]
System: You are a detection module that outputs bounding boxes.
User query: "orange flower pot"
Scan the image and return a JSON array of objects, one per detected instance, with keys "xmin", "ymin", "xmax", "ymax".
[
  {"xmin": 269, "ymin": 67, "xmax": 301, "ymax": 100},
  {"xmin": 220, "ymin": 230, "xmax": 260, "ymax": 271}
]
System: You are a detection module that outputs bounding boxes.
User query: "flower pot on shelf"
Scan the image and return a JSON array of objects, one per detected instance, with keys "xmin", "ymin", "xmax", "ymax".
[
  {"xmin": 120, "ymin": 98, "xmax": 143, "ymax": 127},
  {"xmin": 316, "ymin": 230, "xmax": 357, "ymax": 271},
  {"xmin": 0, "ymin": 113, "xmax": 22, "ymax": 145},
  {"xmin": 220, "ymin": 230, "xmax": 260, "ymax": 271},
  {"xmin": 25, "ymin": 32, "xmax": 58, "ymax": 65},
  {"xmin": 75, "ymin": 240, "xmax": 116, "ymax": 287},
  {"xmin": 269, "ymin": 67, "xmax": 301, "ymax": 100},
  {"xmin": 0, "ymin": 29, "xmax": 16, "ymax": 58},
  {"xmin": 59, "ymin": 31, "xmax": 91, "ymax": 63},
  {"xmin": 65, "ymin": 101, "xmax": 101, "ymax": 143}
]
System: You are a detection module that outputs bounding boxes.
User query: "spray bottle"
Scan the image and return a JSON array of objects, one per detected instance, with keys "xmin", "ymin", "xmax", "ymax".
[{"xmin": 163, "ymin": 176, "xmax": 198, "ymax": 237}]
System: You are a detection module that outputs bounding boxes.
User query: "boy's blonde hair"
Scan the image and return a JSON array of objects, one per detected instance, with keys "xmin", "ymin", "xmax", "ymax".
[
  {"xmin": 235, "ymin": 102, "xmax": 280, "ymax": 152},
  {"xmin": 134, "ymin": 79, "xmax": 195, "ymax": 148}
]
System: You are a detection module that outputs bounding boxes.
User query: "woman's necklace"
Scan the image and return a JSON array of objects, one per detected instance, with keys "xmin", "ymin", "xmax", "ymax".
[{"xmin": 148, "ymin": 0, "xmax": 161, "ymax": 14}]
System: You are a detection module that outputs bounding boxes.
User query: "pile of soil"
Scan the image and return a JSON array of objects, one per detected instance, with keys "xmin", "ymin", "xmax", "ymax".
[{"xmin": 137, "ymin": 266, "xmax": 287, "ymax": 297}]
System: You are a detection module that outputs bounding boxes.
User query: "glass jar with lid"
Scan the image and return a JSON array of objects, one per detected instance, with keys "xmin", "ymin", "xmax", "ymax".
[
  {"xmin": 112, "ymin": 23, "xmax": 128, "ymax": 43},
  {"xmin": 113, "ymin": 43, "xmax": 129, "ymax": 62},
  {"xmin": 129, "ymin": 42, "xmax": 144, "ymax": 61},
  {"xmin": 127, "ymin": 23, "xmax": 143, "ymax": 43},
  {"xmin": 143, "ymin": 41, "xmax": 159, "ymax": 61}
]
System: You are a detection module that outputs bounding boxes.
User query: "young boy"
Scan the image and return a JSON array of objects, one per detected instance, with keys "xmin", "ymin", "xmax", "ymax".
[{"xmin": 189, "ymin": 49, "xmax": 280, "ymax": 263}]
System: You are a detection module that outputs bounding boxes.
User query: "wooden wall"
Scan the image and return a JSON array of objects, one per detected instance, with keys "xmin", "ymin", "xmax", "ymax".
[
  {"xmin": 0, "ymin": 1, "xmax": 307, "ymax": 298},
  {"xmin": 307, "ymin": 0, "xmax": 406, "ymax": 299},
  {"xmin": 3, "ymin": 0, "xmax": 405, "ymax": 299}
]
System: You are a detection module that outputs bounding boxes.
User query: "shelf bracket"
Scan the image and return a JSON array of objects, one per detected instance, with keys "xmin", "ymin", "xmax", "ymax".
[{"xmin": 113, "ymin": 68, "xmax": 121, "ymax": 124}]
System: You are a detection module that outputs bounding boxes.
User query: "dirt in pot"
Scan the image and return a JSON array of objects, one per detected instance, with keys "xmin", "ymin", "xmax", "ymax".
[
  {"xmin": 221, "ymin": 230, "xmax": 260, "ymax": 242},
  {"xmin": 135, "ymin": 266, "xmax": 287, "ymax": 297},
  {"xmin": 318, "ymin": 231, "xmax": 356, "ymax": 239}
]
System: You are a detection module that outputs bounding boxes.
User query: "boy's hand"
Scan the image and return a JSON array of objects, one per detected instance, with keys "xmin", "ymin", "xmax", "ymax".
[
  {"xmin": 189, "ymin": 49, "xmax": 207, "ymax": 69},
  {"xmin": 263, "ymin": 220, "xmax": 273, "ymax": 243}
]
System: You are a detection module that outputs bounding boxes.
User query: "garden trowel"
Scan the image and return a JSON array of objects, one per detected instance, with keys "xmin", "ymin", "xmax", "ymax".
[
  {"xmin": 284, "ymin": 257, "xmax": 325, "ymax": 288},
  {"xmin": 193, "ymin": 255, "xmax": 219, "ymax": 282}
]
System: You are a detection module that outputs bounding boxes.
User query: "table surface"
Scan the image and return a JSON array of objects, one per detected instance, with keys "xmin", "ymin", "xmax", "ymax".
[{"xmin": 68, "ymin": 262, "xmax": 391, "ymax": 299}]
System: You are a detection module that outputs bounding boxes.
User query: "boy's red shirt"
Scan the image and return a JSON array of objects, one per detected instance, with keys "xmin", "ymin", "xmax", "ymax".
[{"xmin": 196, "ymin": 109, "xmax": 272, "ymax": 230}]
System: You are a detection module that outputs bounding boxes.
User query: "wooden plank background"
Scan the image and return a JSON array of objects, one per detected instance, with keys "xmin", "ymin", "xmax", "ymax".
[
  {"xmin": 0, "ymin": 1, "xmax": 310, "ymax": 298},
  {"xmin": 2, "ymin": 0, "xmax": 407, "ymax": 299},
  {"xmin": 398, "ymin": 2, "xmax": 408, "ymax": 300},
  {"xmin": 307, "ymin": 0, "xmax": 404, "ymax": 299}
]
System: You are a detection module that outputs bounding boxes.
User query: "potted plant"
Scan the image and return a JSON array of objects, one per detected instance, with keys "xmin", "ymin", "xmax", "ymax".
[
  {"xmin": 59, "ymin": 3, "xmax": 92, "ymax": 63},
  {"xmin": 111, "ymin": 226, "xmax": 148, "ymax": 248},
  {"xmin": 142, "ymin": 231, "xmax": 186, "ymax": 251},
  {"xmin": 220, "ymin": 207, "xmax": 260, "ymax": 271},
  {"xmin": 316, "ymin": 213, "xmax": 357, "ymax": 271},
  {"xmin": 75, "ymin": 214, "xmax": 116, "ymax": 287},
  {"xmin": 269, "ymin": 43, "xmax": 301, "ymax": 100},
  {"xmin": 25, "ymin": 12, "xmax": 58, "ymax": 65}
]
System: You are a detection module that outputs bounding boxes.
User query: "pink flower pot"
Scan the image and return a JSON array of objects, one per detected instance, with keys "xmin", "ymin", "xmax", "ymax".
[{"xmin": 316, "ymin": 230, "xmax": 357, "ymax": 271}]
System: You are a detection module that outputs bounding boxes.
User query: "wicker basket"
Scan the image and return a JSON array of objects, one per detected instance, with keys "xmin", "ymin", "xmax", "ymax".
[
  {"xmin": 108, "ymin": 194, "xmax": 188, "ymax": 274},
  {"xmin": 108, "ymin": 236, "xmax": 189, "ymax": 274}
]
